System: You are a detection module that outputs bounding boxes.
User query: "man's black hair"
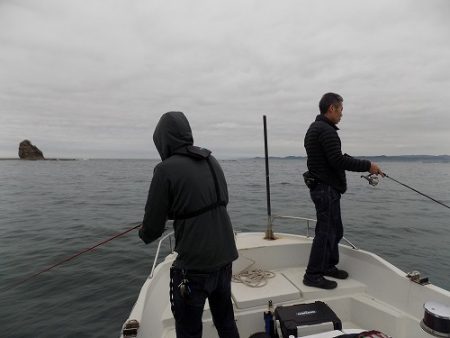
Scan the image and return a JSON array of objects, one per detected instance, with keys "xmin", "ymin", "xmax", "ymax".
[{"xmin": 319, "ymin": 93, "xmax": 343, "ymax": 114}]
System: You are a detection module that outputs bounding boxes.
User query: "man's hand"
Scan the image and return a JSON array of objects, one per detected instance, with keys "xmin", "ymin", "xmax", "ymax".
[{"xmin": 369, "ymin": 162, "xmax": 384, "ymax": 176}]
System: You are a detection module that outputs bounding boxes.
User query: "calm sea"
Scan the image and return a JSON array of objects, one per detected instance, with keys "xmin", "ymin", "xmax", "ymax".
[{"xmin": 1, "ymin": 158, "xmax": 449, "ymax": 338}]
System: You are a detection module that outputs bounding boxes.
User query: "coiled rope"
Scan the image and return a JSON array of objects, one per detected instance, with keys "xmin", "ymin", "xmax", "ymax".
[{"xmin": 232, "ymin": 257, "xmax": 275, "ymax": 288}]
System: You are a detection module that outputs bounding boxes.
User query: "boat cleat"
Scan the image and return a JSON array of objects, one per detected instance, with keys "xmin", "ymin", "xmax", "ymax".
[
  {"xmin": 406, "ymin": 270, "xmax": 429, "ymax": 285},
  {"xmin": 122, "ymin": 319, "xmax": 139, "ymax": 337}
]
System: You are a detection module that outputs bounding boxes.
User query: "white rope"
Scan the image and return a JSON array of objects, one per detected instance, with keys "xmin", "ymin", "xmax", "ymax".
[{"xmin": 232, "ymin": 258, "xmax": 275, "ymax": 288}]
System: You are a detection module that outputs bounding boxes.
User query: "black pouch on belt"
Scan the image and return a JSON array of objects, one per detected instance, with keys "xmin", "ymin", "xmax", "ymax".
[{"xmin": 303, "ymin": 171, "xmax": 318, "ymax": 190}]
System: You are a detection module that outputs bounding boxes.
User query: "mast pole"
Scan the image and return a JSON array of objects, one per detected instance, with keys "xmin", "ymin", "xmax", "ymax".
[{"xmin": 263, "ymin": 115, "xmax": 275, "ymax": 239}]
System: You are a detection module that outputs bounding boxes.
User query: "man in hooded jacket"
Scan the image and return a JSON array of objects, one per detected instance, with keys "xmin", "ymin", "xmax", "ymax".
[{"xmin": 139, "ymin": 111, "xmax": 240, "ymax": 338}]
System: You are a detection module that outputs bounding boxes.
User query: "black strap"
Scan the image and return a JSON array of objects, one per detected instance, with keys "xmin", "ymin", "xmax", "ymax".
[
  {"xmin": 172, "ymin": 155, "xmax": 226, "ymax": 220},
  {"xmin": 206, "ymin": 157, "xmax": 221, "ymax": 204},
  {"xmin": 175, "ymin": 200, "xmax": 227, "ymax": 219}
]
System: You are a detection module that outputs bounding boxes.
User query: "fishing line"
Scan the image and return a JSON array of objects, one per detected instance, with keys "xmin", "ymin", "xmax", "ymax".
[
  {"xmin": 10, "ymin": 222, "xmax": 142, "ymax": 289},
  {"xmin": 361, "ymin": 174, "xmax": 450, "ymax": 209},
  {"xmin": 385, "ymin": 174, "xmax": 450, "ymax": 209}
]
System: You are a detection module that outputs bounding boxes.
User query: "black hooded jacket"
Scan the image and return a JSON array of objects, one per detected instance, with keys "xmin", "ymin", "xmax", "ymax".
[
  {"xmin": 304, "ymin": 114, "xmax": 371, "ymax": 193},
  {"xmin": 139, "ymin": 111, "xmax": 238, "ymax": 271}
]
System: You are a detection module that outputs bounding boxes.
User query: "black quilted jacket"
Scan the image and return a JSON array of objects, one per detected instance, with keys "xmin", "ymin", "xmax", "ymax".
[{"xmin": 304, "ymin": 114, "xmax": 371, "ymax": 193}]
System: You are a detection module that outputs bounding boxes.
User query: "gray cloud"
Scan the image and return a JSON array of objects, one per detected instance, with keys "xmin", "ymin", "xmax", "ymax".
[{"xmin": 1, "ymin": 0, "xmax": 449, "ymax": 158}]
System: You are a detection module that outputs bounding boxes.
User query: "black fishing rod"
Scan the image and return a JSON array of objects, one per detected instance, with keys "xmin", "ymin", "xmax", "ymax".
[
  {"xmin": 10, "ymin": 222, "xmax": 142, "ymax": 289},
  {"xmin": 361, "ymin": 174, "xmax": 450, "ymax": 209}
]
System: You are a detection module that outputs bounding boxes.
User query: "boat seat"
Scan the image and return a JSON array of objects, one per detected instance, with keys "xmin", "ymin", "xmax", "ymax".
[{"xmin": 231, "ymin": 271, "xmax": 302, "ymax": 309}]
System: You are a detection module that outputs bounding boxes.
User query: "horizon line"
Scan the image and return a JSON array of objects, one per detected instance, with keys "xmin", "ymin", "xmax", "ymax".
[{"xmin": 1, "ymin": 154, "xmax": 449, "ymax": 161}]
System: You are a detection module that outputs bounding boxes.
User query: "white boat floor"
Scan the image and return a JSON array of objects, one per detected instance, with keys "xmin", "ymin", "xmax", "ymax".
[
  {"xmin": 159, "ymin": 262, "xmax": 437, "ymax": 338},
  {"xmin": 159, "ymin": 266, "xmax": 420, "ymax": 338},
  {"xmin": 231, "ymin": 267, "xmax": 368, "ymax": 309}
]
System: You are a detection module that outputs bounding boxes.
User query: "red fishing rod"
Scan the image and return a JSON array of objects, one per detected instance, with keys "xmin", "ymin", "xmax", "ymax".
[{"xmin": 10, "ymin": 222, "xmax": 142, "ymax": 289}]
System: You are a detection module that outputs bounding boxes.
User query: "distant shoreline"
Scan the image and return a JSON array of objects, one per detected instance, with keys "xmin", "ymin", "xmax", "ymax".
[
  {"xmin": 1, "ymin": 155, "xmax": 449, "ymax": 162},
  {"xmin": 0, "ymin": 158, "xmax": 77, "ymax": 161},
  {"xmin": 255, "ymin": 155, "xmax": 450, "ymax": 162}
]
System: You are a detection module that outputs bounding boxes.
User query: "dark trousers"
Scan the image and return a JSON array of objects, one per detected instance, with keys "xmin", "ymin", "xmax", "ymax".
[
  {"xmin": 305, "ymin": 183, "xmax": 343, "ymax": 278},
  {"xmin": 169, "ymin": 263, "xmax": 240, "ymax": 338}
]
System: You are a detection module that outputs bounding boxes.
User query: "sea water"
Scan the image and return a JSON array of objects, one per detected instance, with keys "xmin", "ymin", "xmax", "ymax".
[{"xmin": 0, "ymin": 158, "xmax": 449, "ymax": 338}]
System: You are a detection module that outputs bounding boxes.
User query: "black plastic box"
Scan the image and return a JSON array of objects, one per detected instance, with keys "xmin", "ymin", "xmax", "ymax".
[{"xmin": 274, "ymin": 301, "xmax": 342, "ymax": 337}]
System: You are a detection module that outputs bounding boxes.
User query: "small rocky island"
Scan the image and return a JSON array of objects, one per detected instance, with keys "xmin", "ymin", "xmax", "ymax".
[{"xmin": 18, "ymin": 140, "xmax": 45, "ymax": 160}]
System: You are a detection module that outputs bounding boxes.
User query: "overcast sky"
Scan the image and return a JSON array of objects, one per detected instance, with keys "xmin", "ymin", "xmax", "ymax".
[{"xmin": 1, "ymin": 0, "xmax": 449, "ymax": 159}]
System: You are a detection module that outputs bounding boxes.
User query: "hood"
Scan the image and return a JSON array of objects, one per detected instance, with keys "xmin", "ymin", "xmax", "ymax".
[{"xmin": 153, "ymin": 111, "xmax": 194, "ymax": 160}]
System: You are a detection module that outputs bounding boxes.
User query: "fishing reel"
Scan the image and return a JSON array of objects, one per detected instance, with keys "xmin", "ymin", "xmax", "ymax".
[{"xmin": 361, "ymin": 174, "xmax": 379, "ymax": 187}]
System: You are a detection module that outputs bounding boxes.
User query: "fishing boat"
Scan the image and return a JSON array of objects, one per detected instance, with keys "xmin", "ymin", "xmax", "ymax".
[
  {"xmin": 121, "ymin": 117, "xmax": 450, "ymax": 337},
  {"xmin": 120, "ymin": 217, "xmax": 450, "ymax": 338}
]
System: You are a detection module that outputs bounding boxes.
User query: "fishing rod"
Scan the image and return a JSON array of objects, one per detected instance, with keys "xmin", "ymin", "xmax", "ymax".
[
  {"xmin": 361, "ymin": 174, "xmax": 450, "ymax": 209},
  {"xmin": 10, "ymin": 222, "xmax": 142, "ymax": 289}
]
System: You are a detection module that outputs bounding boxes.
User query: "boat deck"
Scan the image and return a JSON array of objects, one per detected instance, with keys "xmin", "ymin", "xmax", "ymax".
[
  {"xmin": 230, "ymin": 267, "xmax": 414, "ymax": 337},
  {"xmin": 159, "ymin": 265, "xmax": 421, "ymax": 338},
  {"xmin": 125, "ymin": 232, "xmax": 450, "ymax": 338}
]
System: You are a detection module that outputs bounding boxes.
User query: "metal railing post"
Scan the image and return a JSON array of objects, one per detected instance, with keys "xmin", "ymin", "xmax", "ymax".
[{"xmin": 150, "ymin": 231, "xmax": 174, "ymax": 279}]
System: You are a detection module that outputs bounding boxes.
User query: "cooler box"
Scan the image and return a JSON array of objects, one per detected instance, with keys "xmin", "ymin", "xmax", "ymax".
[{"xmin": 274, "ymin": 301, "xmax": 342, "ymax": 337}]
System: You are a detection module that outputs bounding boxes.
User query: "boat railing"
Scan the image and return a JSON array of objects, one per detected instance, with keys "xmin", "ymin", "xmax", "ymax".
[
  {"xmin": 149, "ymin": 215, "xmax": 358, "ymax": 278},
  {"xmin": 271, "ymin": 214, "xmax": 358, "ymax": 249},
  {"xmin": 150, "ymin": 231, "xmax": 175, "ymax": 279}
]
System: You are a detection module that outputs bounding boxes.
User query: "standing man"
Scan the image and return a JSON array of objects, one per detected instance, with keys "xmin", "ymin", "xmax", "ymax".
[
  {"xmin": 303, "ymin": 93, "xmax": 383, "ymax": 290},
  {"xmin": 139, "ymin": 111, "xmax": 240, "ymax": 338}
]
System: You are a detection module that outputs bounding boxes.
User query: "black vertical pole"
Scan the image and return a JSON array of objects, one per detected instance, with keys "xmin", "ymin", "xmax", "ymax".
[{"xmin": 263, "ymin": 115, "xmax": 275, "ymax": 239}]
